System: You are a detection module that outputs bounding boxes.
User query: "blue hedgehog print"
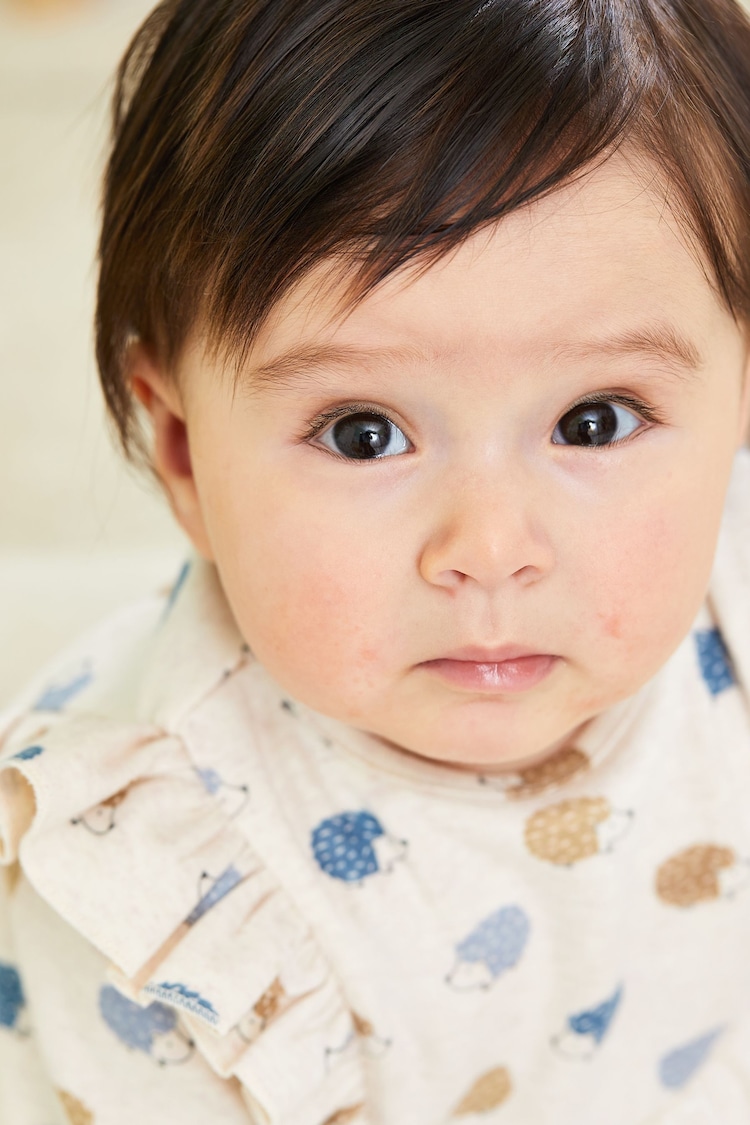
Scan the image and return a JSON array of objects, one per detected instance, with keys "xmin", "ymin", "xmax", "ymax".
[
  {"xmin": 195, "ymin": 767, "xmax": 222, "ymax": 795},
  {"xmin": 552, "ymin": 984, "xmax": 623, "ymax": 1059},
  {"xmin": 194, "ymin": 766, "xmax": 249, "ymax": 818},
  {"xmin": 99, "ymin": 985, "xmax": 194, "ymax": 1065},
  {"xmin": 11, "ymin": 744, "xmax": 45, "ymax": 762},
  {"xmin": 695, "ymin": 629, "xmax": 735, "ymax": 695},
  {"xmin": 311, "ymin": 810, "xmax": 407, "ymax": 883},
  {"xmin": 659, "ymin": 1027, "xmax": 724, "ymax": 1089},
  {"xmin": 185, "ymin": 865, "xmax": 243, "ymax": 925},
  {"xmin": 32, "ymin": 665, "xmax": 93, "ymax": 713},
  {"xmin": 446, "ymin": 905, "xmax": 530, "ymax": 990},
  {"xmin": 0, "ymin": 961, "xmax": 27, "ymax": 1034}
]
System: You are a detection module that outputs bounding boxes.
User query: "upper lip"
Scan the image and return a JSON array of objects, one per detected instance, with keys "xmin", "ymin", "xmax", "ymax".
[{"xmin": 426, "ymin": 645, "xmax": 550, "ymax": 663}]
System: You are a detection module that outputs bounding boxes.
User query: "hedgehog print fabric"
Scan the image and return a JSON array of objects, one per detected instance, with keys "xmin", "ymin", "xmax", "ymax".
[
  {"xmin": 659, "ymin": 1029, "xmax": 725, "ymax": 1089},
  {"xmin": 194, "ymin": 766, "xmax": 250, "ymax": 819},
  {"xmin": 71, "ymin": 789, "xmax": 128, "ymax": 835},
  {"xmin": 694, "ymin": 628, "xmax": 736, "ymax": 695},
  {"xmin": 311, "ymin": 809, "xmax": 408, "ymax": 883},
  {"xmin": 233, "ymin": 978, "xmax": 288, "ymax": 1045},
  {"xmin": 524, "ymin": 797, "xmax": 633, "ymax": 865},
  {"xmin": 10, "ymin": 743, "xmax": 45, "ymax": 762},
  {"xmin": 32, "ymin": 664, "xmax": 94, "ymax": 713},
  {"xmin": 446, "ymin": 906, "xmax": 530, "ymax": 991},
  {"xmin": 452, "ymin": 1067, "xmax": 513, "ymax": 1116},
  {"xmin": 481, "ymin": 746, "xmax": 591, "ymax": 799},
  {"xmin": 99, "ymin": 986, "xmax": 194, "ymax": 1066},
  {"xmin": 56, "ymin": 1089, "xmax": 95, "ymax": 1125},
  {"xmin": 656, "ymin": 845, "xmax": 750, "ymax": 906},
  {"xmin": 0, "ymin": 961, "xmax": 28, "ymax": 1036},
  {"xmin": 552, "ymin": 985, "xmax": 623, "ymax": 1059}
]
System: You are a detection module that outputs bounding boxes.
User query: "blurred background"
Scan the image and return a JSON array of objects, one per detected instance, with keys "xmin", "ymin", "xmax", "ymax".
[{"xmin": 0, "ymin": 0, "xmax": 186, "ymax": 704}]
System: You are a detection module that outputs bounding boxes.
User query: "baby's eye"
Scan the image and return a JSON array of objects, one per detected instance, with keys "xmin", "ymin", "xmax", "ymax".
[
  {"xmin": 551, "ymin": 399, "xmax": 644, "ymax": 447},
  {"xmin": 315, "ymin": 411, "xmax": 412, "ymax": 461}
]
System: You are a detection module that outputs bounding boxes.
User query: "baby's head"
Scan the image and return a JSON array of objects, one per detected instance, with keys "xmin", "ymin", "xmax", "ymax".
[{"xmin": 96, "ymin": 0, "xmax": 750, "ymax": 771}]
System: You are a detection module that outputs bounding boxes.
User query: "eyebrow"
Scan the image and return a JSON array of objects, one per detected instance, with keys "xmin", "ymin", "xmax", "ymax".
[
  {"xmin": 246, "ymin": 342, "xmax": 431, "ymax": 392},
  {"xmin": 245, "ymin": 320, "xmax": 704, "ymax": 392},
  {"xmin": 551, "ymin": 322, "xmax": 703, "ymax": 379}
]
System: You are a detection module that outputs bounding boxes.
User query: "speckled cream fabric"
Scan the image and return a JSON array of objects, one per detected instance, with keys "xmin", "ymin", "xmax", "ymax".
[{"xmin": 2, "ymin": 451, "xmax": 750, "ymax": 1125}]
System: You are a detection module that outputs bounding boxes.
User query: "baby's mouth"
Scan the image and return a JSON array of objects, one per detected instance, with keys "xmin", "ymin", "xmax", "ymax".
[{"xmin": 420, "ymin": 653, "xmax": 559, "ymax": 694}]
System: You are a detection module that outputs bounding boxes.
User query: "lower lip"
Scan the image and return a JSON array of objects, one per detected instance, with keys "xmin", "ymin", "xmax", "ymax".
[{"xmin": 421, "ymin": 655, "xmax": 558, "ymax": 693}]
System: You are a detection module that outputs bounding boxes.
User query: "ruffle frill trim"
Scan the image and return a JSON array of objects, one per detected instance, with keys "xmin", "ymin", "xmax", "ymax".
[{"xmin": 0, "ymin": 711, "xmax": 366, "ymax": 1125}]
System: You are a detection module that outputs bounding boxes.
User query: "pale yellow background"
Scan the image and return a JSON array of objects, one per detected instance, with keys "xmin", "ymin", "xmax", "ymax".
[{"xmin": 0, "ymin": 0, "xmax": 185, "ymax": 703}]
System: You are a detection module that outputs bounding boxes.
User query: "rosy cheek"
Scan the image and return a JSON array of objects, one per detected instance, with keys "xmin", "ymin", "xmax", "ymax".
[
  {"xmin": 600, "ymin": 611, "xmax": 624, "ymax": 640},
  {"xmin": 583, "ymin": 530, "xmax": 667, "ymax": 652},
  {"xmin": 586, "ymin": 503, "xmax": 698, "ymax": 664},
  {"xmin": 260, "ymin": 548, "xmax": 363, "ymax": 654}
]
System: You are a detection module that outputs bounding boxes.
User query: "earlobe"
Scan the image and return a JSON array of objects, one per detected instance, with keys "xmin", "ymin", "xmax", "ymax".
[{"xmin": 127, "ymin": 342, "xmax": 215, "ymax": 560}]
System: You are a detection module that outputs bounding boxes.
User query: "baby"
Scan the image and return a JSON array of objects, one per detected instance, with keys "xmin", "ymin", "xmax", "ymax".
[{"xmin": 2, "ymin": 0, "xmax": 750, "ymax": 1122}]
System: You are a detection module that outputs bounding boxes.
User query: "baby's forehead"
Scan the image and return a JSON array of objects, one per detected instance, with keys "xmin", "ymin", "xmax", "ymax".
[{"xmin": 229, "ymin": 154, "xmax": 724, "ymax": 392}]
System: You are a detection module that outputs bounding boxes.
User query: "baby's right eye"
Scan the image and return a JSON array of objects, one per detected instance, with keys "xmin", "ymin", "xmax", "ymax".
[{"xmin": 314, "ymin": 411, "xmax": 412, "ymax": 462}]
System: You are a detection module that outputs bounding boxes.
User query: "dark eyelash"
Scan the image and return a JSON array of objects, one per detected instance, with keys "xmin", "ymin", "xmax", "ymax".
[
  {"xmin": 563, "ymin": 391, "xmax": 666, "ymax": 426},
  {"xmin": 298, "ymin": 401, "xmax": 394, "ymax": 442}
]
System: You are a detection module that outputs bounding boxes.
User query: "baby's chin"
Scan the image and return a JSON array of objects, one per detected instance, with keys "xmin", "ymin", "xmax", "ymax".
[
  {"xmin": 456, "ymin": 720, "xmax": 594, "ymax": 774},
  {"xmin": 365, "ymin": 717, "xmax": 593, "ymax": 775}
]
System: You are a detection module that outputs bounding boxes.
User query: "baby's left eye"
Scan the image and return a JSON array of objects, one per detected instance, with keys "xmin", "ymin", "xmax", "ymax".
[{"xmin": 551, "ymin": 400, "xmax": 643, "ymax": 447}]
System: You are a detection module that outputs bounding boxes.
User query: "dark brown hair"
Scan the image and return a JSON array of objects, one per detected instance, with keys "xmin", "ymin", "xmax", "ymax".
[{"xmin": 96, "ymin": 0, "xmax": 750, "ymax": 463}]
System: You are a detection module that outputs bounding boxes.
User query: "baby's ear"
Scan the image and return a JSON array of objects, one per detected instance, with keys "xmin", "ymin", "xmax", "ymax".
[{"xmin": 127, "ymin": 342, "xmax": 215, "ymax": 561}]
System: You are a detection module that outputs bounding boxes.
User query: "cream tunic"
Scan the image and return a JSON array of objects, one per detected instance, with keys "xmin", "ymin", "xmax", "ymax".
[{"xmin": 2, "ymin": 451, "xmax": 750, "ymax": 1125}]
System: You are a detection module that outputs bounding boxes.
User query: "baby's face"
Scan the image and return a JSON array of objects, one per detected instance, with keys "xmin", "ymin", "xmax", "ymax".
[{"xmin": 164, "ymin": 149, "xmax": 750, "ymax": 771}]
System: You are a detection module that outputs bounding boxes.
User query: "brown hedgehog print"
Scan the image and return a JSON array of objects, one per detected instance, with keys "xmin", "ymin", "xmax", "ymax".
[
  {"xmin": 351, "ymin": 1009, "xmax": 392, "ymax": 1057},
  {"xmin": 101, "ymin": 790, "xmax": 128, "ymax": 810},
  {"xmin": 655, "ymin": 844, "xmax": 740, "ymax": 906},
  {"xmin": 254, "ymin": 977, "xmax": 286, "ymax": 1023},
  {"xmin": 352, "ymin": 1010, "xmax": 373, "ymax": 1037},
  {"xmin": 504, "ymin": 747, "xmax": 590, "ymax": 799},
  {"xmin": 236, "ymin": 977, "xmax": 288, "ymax": 1043},
  {"xmin": 57, "ymin": 1089, "xmax": 93, "ymax": 1125},
  {"xmin": 453, "ymin": 1067, "xmax": 513, "ymax": 1115},
  {"xmin": 322, "ymin": 1105, "xmax": 365, "ymax": 1124},
  {"xmin": 525, "ymin": 797, "xmax": 632, "ymax": 865}
]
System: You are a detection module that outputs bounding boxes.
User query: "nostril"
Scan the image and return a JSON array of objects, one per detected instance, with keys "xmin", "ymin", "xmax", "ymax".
[
  {"xmin": 512, "ymin": 563, "xmax": 543, "ymax": 584},
  {"xmin": 417, "ymin": 505, "xmax": 554, "ymax": 589}
]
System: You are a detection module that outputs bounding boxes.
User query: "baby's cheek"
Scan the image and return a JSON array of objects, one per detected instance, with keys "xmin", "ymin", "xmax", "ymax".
[
  {"xmin": 587, "ymin": 504, "xmax": 708, "ymax": 673},
  {"xmin": 239, "ymin": 537, "xmax": 390, "ymax": 705}
]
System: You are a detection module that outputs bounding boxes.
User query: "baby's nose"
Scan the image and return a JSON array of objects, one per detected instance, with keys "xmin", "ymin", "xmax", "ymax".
[{"xmin": 416, "ymin": 464, "xmax": 555, "ymax": 592}]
